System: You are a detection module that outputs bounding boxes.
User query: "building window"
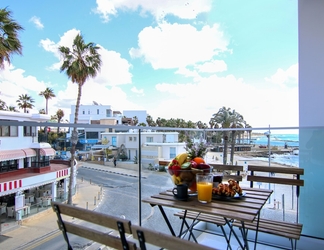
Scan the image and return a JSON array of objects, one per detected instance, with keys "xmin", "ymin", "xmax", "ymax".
[
  {"xmin": 106, "ymin": 109, "xmax": 112, "ymax": 117},
  {"xmin": 170, "ymin": 147, "xmax": 176, "ymax": 159},
  {"xmin": 134, "ymin": 137, "xmax": 137, "ymax": 141},
  {"xmin": 82, "ymin": 110, "xmax": 85, "ymax": 115},
  {"xmin": 86, "ymin": 131, "xmax": 99, "ymax": 139},
  {"xmin": 146, "ymin": 137, "xmax": 153, "ymax": 142},
  {"xmin": 0, "ymin": 125, "xmax": 18, "ymax": 137},
  {"xmin": 97, "ymin": 109, "xmax": 99, "ymax": 114},
  {"xmin": 24, "ymin": 126, "xmax": 36, "ymax": 136},
  {"xmin": 129, "ymin": 137, "xmax": 133, "ymax": 141},
  {"xmin": 88, "ymin": 110, "xmax": 90, "ymax": 114},
  {"xmin": 0, "ymin": 159, "xmax": 18, "ymax": 172}
]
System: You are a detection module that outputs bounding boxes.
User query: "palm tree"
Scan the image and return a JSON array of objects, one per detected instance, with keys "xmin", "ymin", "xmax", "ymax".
[
  {"xmin": 211, "ymin": 107, "xmax": 234, "ymax": 164},
  {"xmin": 39, "ymin": 87, "xmax": 56, "ymax": 114},
  {"xmin": 245, "ymin": 123, "xmax": 252, "ymax": 144},
  {"xmin": 0, "ymin": 8, "xmax": 24, "ymax": 69},
  {"xmin": 146, "ymin": 115, "xmax": 156, "ymax": 126},
  {"xmin": 132, "ymin": 116, "xmax": 138, "ymax": 126},
  {"xmin": 0, "ymin": 99, "xmax": 6, "ymax": 110},
  {"xmin": 196, "ymin": 121, "xmax": 204, "ymax": 129},
  {"xmin": 56, "ymin": 109, "xmax": 64, "ymax": 133},
  {"xmin": 7, "ymin": 106, "xmax": 18, "ymax": 112},
  {"xmin": 138, "ymin": 122, "xmax": 146, "ymax": 126},
  {"xmin": 229, "ymin": 110, "xmax": 245, "ymax": 164},
  {"xmin": 16, "ymin": 94, "xmax": 34, "ymax": 113},
  {"xmin": 59, "ymin": 33, "xmax": 101, "ymax": 205}
]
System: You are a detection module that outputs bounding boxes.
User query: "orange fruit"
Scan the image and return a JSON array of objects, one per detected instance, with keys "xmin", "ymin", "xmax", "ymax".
[{"xmin": 193, "ymin": 157, "xmax": 205, "ymax": 164}]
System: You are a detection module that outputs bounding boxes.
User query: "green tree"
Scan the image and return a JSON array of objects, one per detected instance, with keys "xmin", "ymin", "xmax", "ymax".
[
  {"xmin": 16, "ymin": 94, "xmax": 34, "ymax": 113},
  {"xmin": 138, "ymin": 122, "xmax": 146, "ymax": 126},
  {"xmin": 0, "ymin": 99, "xmax": 6, "ymax": 110},
  {"xmin": 0, "ymin": 7, "xmax": 23, "ymax": 69},
  {"xmin": 7, "ymin": 106, "xmax": 18, "ymax": 112},
  {"xmin": 56, "ymin": 109, "xmax": 64, "ymax": 133},
  {"xmin": 211, "ymin": 107, "xmax": 234, "ymax": 164},
  {"xmin": 146, "ymin": 115, "xmax": 156, "ymax": 126},
  {"xmin": 39, "ymin": 87, "xmax": 56, "ymax": 114},
  {"xmin": 245, "ymin": 123, "xmax": 252, "ymax": 143},
  {"xmin": 59, "ymin": 33, "xmax": 101, "ymax": 205},
  {"xmin": 132, "ymin": 116, "xmax": 138, "ymax": 126},
  {"xmin": 156, "ymin": 117, "xmax": 167, "ymax": 127},
  {"xmin": 229, "ymin": 110, "xmax": 245, "ymax": 164}
]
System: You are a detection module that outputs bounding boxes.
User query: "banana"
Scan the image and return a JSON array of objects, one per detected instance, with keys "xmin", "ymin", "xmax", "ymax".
[
  {"xmin": 175, "ymin": 152, "xmax": 188, "ymax": 166},
  {"xmin": 171, "ymin": 175, "xmax": 182, "ymax": 185}
]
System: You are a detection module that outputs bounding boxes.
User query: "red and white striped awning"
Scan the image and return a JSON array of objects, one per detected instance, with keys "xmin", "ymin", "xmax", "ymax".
[
  {"xmin": 22, "ymin": 148, "xmax": 36, "ymax": 157},
  {"xmin": 0, "ymin": 149, "xmax": 25, "ymax": 161},
  {"xmin": 40, "ymin": 148, "xmax": 55, "ymax": 156}
]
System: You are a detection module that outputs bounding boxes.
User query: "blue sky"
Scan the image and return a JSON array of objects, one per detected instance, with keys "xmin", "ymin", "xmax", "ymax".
[{"xmin": 0, "ymin": 0, "xmax": 298, "ymax": 128}]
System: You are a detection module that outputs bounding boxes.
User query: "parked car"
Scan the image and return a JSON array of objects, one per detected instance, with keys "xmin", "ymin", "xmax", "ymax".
[{"xmin": 54, "ymin": 155, "xmax": 70, "ymax": 160}]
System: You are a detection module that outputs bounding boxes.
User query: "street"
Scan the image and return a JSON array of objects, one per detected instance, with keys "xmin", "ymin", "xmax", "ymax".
[{"xmin": 28, "ymin": 167, "xmax": 180, "ymax": 250}]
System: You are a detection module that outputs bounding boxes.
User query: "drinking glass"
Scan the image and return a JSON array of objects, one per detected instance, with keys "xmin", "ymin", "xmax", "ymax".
[
  {"xmin": 213, "ymin": 173, "xmax": 223, "ymax": 188},
  {"xmin": 196, "ymin": 173, "xmax": 213, "ymax": 203}
]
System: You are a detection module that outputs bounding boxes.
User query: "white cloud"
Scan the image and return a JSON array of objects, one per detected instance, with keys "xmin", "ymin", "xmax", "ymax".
[
  {"xmin": 40, "ymin": 29, "xmax": 133, "ymax": 85},
  {"xmin": 29, "ymin": 16, "xmax": 44, "ymax": 29},
  {"xmin": 265, "ymin": 63, "xmax": 298, "ymax": 87},
  {"xmin": 196, "ymin": 60, "xmax": 227, "ymax": 73},
  {"xmin": 0, "ymin": 64, "xmax": 50, "ymax": 112},
  {"xmin": 152, "ymin": 73, "xmax": 298, "ymax": 128},
  {"xmin": 94, "ymin": 0, "xmax": 212, "ymax": 22},
  {"xmin": 95, "ymin": 46, "xmax": 133, "ymax": 86},
  {"xmin": 40, "ymin": 29, "xmax": 80, "ymax": 61},
  {"xmin": 175, "ymin": 67, "xmax": 200, "ymax": 78},
  {"xmin": 131, "ymin": 86, "xmax": 144, "ymax": 95},
  {"xmin": 130, "ymin": 22, "xmax": 229, "ymax": 69},
  {"xmin": 55, "ymin": 81, "xmax": 143, "ymax": 117}
]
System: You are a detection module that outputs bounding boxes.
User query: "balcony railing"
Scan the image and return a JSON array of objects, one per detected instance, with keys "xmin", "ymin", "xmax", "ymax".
[
  {"xmin": 31, "ymin": 160, "xmax": 50, "ymax": 168},
  {"xmin": 1, "ymin": 119, "xmax": 323, "ymax": 246}
]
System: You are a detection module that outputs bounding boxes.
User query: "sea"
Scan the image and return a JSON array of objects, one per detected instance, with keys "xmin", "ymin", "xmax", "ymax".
[{"xmin": 251, "ymin": 133, "xmax": 299, "ymax": 167}]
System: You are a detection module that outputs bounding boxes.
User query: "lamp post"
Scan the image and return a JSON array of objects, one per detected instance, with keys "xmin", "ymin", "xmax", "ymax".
[
  {"xmin": 264, "ymin": 129, "xmax": 271, "ymax": 202},
  {"xmin": 264, "ymin": 130, "xmax": 271, "ymax": 167}
]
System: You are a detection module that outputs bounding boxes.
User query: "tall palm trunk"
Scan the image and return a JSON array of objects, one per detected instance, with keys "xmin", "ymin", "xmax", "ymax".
[
  {"xmin": 67, "ymin": 84, "xmax": 82, "ymax": 204},
  {"xmin": 230, "ymin": 131, "xmax": 236, "ymax": 164},
  {"xmin": 57, "ymin": 120, "xmax": 61, "ymax": 134},
  {"xmin": 223, "ymin": 132, "xmax": 229, "ymax": 165}
]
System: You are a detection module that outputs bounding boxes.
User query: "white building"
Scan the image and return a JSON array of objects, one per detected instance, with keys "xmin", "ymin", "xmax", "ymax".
[
  {"xmin": 0, "ymin": 111, "xmax": 70, "ymax": 220},
  {"xmin": 67, "ymin": 104, "xmax": 148, "ymax": 150},
  {"xmin": 101, "ymin": 129, "xmax": 186, "ymax": 167}
]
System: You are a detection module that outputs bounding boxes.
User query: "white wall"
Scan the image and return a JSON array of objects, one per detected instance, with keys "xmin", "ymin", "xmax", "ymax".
[
  {"xmin": 298, "ymin": 0, "xmax": 324, "ymax": 238},
  {"xmin": 70, "ymin": 104, "xmax": 113, "ymax": 122},
  {"xmin": 0, "ymin": 111, "xmax": 48, "ymax": 150}
]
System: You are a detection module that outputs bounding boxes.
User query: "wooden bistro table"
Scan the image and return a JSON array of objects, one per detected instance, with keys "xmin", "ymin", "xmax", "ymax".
[{"xmin": 142, "ymin": 187, "xmax": 272, "ymax": 250}]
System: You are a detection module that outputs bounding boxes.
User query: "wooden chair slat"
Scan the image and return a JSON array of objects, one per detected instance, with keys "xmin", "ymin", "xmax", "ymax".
[
  {"xmin": 247, "ymin": 176, "xmax": 304, "ymax": 186},
  {"xmin": 63, "ymin": 221, "xmax": 137, "ymax": 250},
  {"xmin": 53, "ymin": 202, "xmax": 132, "ymax": 234},
  {"xmin": 52, "ymin": 202, "xmax": 136, "ymax": 249},
  {"xmin": 131, "ymin": 224, "xmax": 217, "ymax": 250},
  {"xmin": 210, "ymin": 164, "xmax": 243, "ymax": 172},
  {"xmin": 248, "ymin": 165, "xmax": 304, "ymax": 175}
]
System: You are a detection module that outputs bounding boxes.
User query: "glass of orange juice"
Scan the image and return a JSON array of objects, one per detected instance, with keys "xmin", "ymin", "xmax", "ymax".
[{"xmin": 196, "ymin": 173, "xmax": 213, "ymax": 203}]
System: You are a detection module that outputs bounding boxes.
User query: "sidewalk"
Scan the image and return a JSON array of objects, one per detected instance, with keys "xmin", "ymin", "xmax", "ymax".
[
  {"xmin": 0, "ymin": 170, "xmax": 104, "ymax": 249},
  {"xmin": 0, "ymin": 162, "xmax": 153, "ymax": 250}
]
